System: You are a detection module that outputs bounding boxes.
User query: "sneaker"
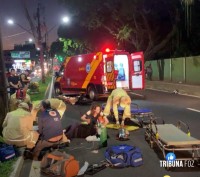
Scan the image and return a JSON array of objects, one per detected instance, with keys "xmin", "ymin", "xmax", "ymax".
[
  {"xmin": 116, "ymin": 121, "xmax": 120, "ymax": 125},
  {"xmin": 121, "ymin": 121, "xmax": 124, "ymax": 126},
  {"xmin": 86, "ymin": 135, "xmax": 100, "ymax": 142}
]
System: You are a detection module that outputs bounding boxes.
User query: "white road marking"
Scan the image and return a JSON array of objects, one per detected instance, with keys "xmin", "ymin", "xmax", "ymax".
[
  {"xmin": 147, "ymin": 88, "xmax": 200, "ymax": 98},
  {"xmin": 129, "ymin": 92, "xmax": 144, "ymax": 97},
  {"xmin": 147, "ymin": 88, "xmax": 170, "ymax": 93},
  {"xmin": 187, "ymin": 108, "xmax": 200, "ymax": 113}
]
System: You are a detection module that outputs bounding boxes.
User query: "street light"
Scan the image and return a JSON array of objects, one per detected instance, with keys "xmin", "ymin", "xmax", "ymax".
[
  {"xmin": 44, "ymin": 16, "xmax": 70, "ymax": 36},
  {"xmin": 62, "ymin": 16, "xmax": 70, "ymax": 24},
  {"xmin": 7, "ymin": 19, "xmax": 14, "ymax": 25},
  {"xmin": 29, "ymin": 38, "xmax": 33, "ymax": 42},
  {"xmin": 7, "ymin": 19, "xmax": 32, "ymax": 35},
  {"xmin": 7, "ymin": 16, "xmax": 71, "ymax": 82}
]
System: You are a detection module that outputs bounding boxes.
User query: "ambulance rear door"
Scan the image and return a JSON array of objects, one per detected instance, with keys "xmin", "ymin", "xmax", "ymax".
[
  {"xmin": 130, "ymin": 52, "xmax": 145, "ymax": 90},
  {"xmin": 104, "ymin": 54, "xmax": 116, "ymax": 91}
]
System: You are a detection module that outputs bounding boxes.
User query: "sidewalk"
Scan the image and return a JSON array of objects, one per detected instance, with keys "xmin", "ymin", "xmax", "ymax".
[{"xmin": 146, "ymin": 80, "xmax": 200, "ymax": 98}]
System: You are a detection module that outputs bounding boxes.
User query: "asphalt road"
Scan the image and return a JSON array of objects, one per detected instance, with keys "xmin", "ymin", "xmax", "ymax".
[{"xmin": 20, "ymin": 89, "xmax": 200, "ymax": 177}]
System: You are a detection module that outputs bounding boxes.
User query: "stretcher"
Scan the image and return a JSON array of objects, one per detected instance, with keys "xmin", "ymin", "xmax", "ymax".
[
  {"xmin": 101, "ymin": 103, "xmax": 153, "ymax": 127},
  {"xmin": 145, "ymin": 119, "xmax": 200, "ymax": 163}
]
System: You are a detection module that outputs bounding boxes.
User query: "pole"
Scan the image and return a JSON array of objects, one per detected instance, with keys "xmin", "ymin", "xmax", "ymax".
[
  {"xmin": 37, "ymin": 3, "xmax": 45, "ymax": 83},
  {"xmin": 0, "ymin": 21, "xmax": 9, "ymax": 132}
]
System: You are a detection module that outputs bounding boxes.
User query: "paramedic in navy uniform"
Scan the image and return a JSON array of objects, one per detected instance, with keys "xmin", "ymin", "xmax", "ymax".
[{"xmin": 33, "ymin": 100, "xmax": 63, "ymax": 160}]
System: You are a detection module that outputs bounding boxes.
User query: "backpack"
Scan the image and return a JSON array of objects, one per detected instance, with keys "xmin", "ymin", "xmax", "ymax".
[
  {"xmin": 0, "ymin": 142, "xmax": 16, "ymax": 162},
  {"xmin": 104, "ymin": 144, "xmax": 143, "ymax": 168},
  {"xmin": 16, "ymin": 89, "xmax": 26, "ymax": 100},
  {"xmin": 41, "ymin": 150, "xmax": 79, "ymax": 177}
]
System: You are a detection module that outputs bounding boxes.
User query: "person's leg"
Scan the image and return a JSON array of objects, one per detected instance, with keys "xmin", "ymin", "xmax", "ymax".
[
  {"xmin": 113, "ymin": 104, "xmax": 119, "ymax": 124},
  {"xmin": 103, "ymin": 96, "xmax": 112, "ymax": 117},
  {"xmin": 32, "ymin": 140, "xmax": 53, "ymax": 160},
  {"xmin": 150, "ymin": 73, "xmax": 152, "ymax": 80},
  {"xmin": 65, "ymin": 122, "xmax": 80, "ymax": 139},
  {"xmin": 122, "ymin": 105, "xmax": 131, "ymax": 126}
]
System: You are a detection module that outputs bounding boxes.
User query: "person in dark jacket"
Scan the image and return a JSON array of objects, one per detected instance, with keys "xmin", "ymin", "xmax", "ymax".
[
  {"xmin": 8, "ymin": 69, "xmax": 21, "ymax": 95},
  {"xmin": 33, "ymin": 100, "xmax": 64, "ymax": 160}
]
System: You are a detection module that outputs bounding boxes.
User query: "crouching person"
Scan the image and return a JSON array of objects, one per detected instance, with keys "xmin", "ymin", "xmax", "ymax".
[
  {"xmin": 2, "ymin": 102, "xmax": 39, "ymax": 148},
  {"xmin": 103, "ymin": 88, "xmax": 132, "ymax": 126},
  {"xmin": 9, "ymin": 89, "xmax": 32, "ymax": 111},
  {"xmin": 32, "ymin": 100, "xmax": 67, "ymax": 161}
]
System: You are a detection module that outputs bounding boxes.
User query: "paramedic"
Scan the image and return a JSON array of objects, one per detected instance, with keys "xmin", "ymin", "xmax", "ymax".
[
  {"xmin": 2, "ymin": 102, "xmax": 39, "ymax": 148},
  {"xmin": 33, "ymin": 100, "xmax": 64, "ymax": 160},
  {"xmin": 103, "ymin": 88, "xmax": 131, "ymax": 126}
]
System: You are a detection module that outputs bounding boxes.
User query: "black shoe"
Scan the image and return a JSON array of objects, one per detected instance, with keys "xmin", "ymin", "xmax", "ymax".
[{"xmin": 23, "ymin": 148, "xmax": 33, "ymax": 160}]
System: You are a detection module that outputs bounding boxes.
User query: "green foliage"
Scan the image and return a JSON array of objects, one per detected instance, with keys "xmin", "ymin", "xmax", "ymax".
[
  {"xmin": 58, "ymin": 0, "xmax": 181, "ymax": 59},
  {"xmin": 0, "ymin": 158, "xmax": 17, "ymax": 177},
  {"xmin": 0, "ymin": 136, "xmax": 17, "ymax": 177},
  {"xmin": 116, "ymin": 25, "xmax": 133, "ymax": 42},
  {"xmin": 29, "ymin": 82, "xmax": 39, "ymax": 92},
  {"xmin": 0, "ymin": 136, "xmax": 5, "ymax": 143},
  {"xmin": 58, "ymin": 0, "xmax": 200, "ymax": 60},
  {"xmin": 30, "ymin": 76, "xmax": 51, "ymax": 101}
]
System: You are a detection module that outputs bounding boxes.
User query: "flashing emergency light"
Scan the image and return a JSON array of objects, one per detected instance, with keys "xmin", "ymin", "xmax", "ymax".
[{"xmin": 105, "ymin": 48, "xmax": 110, "ymax": 53}]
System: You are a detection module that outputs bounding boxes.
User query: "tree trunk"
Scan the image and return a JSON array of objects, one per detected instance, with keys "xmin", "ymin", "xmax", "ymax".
[{"xmin": 157, "ymin": 60, "xmax": 165, "ymax": 81}]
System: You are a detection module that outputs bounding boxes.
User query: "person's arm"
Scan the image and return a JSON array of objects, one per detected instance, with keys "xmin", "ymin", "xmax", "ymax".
[
  {"xmin": 37, "ymin": 115, "xmax": 43, "ymax": 134},
  {"xmin": 81, "ymin": 111, "xmax": 91, "ymax": 124},
  {"xmin": 103, "ymin": 115, "xmax": 109, "ymax": 125},
  {"xmin": 2, "ymin": 113, "xmax": 9, "ymax": 128},
  {"xmin": 27, "ymin": 114, "xmax": 34, "ymax": 130},
  {"xmin": 122, "ymin": 104, "xmax": 131, "ymax": 120},
  {"xmin": 19, "ymin": 80, "xmax": 23, "ymax": 88},
  {"xmin": 100, "ymin": 112, "xmax": 109, "ymax": 126},
  {"xmin": 8, "ymin": 80, "xmax": 19, "ymax": 88},
  {"xmin": 113, "ymin": 96, "xmax": 120, "ymax": 122},
  {"xmin": 22, "ymin": 77, "xmax": 30, "ymax": 83}
]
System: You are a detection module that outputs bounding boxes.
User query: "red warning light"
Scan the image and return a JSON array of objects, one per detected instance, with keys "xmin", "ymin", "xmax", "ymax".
[{"xmin": 105, "ymin": 48, "xmax": 110, "ymax": 53}]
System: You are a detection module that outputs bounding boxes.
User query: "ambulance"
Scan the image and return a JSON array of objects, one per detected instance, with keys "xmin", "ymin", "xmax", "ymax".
[{"xmin": 54, "ymin": 49, "xmax": 145, "ymax": 100}]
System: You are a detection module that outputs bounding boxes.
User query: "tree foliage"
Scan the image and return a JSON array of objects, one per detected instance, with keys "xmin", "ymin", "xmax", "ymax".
[{"xmin": 58, "ymin": 0, "xmax": 200, "ymax": 60}]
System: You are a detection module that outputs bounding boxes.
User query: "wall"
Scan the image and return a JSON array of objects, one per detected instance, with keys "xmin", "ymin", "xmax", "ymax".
[{"xmin": 145, "ymin": 56, "xmax": 200, "ymax": 85}]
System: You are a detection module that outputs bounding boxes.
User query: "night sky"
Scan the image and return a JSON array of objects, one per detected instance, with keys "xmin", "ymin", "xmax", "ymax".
[{"xmin": 1, "ymin": 0, "xmax": 67, "ymax": 50}]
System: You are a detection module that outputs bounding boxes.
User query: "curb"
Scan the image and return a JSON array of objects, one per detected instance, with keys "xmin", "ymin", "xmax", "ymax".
[{"xmin": 10, "ymin": 157, "xmax": 24, "ymax": 177}]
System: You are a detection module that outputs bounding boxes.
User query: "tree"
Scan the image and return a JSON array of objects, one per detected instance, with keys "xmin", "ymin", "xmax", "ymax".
[
  {"xmin": 58, "ymin": 0, "xmax": 181, "ymax": 61},
  {"xmin": 20, "ymin": 0, "xmax": 47, "ymax": 83},
  {"xmin": 0, "ymin": 25, "xmax": 9, "ymax": 132},
  {"xmin": 172, "ymin": 0, "xmax": 200, "ymax": 57}
]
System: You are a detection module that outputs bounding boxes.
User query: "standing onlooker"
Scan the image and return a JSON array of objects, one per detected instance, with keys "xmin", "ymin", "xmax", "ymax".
[
  {"xmin": 146, "ymin": 64, "xmax": 153, "ymax": 81},
  {"xmin": 7, "ymin": 69, "xmax": 21, "ymax": 95},
  {"xmin": 19, "ymin": 71, "xmax": 30, "ymax": 90}
]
